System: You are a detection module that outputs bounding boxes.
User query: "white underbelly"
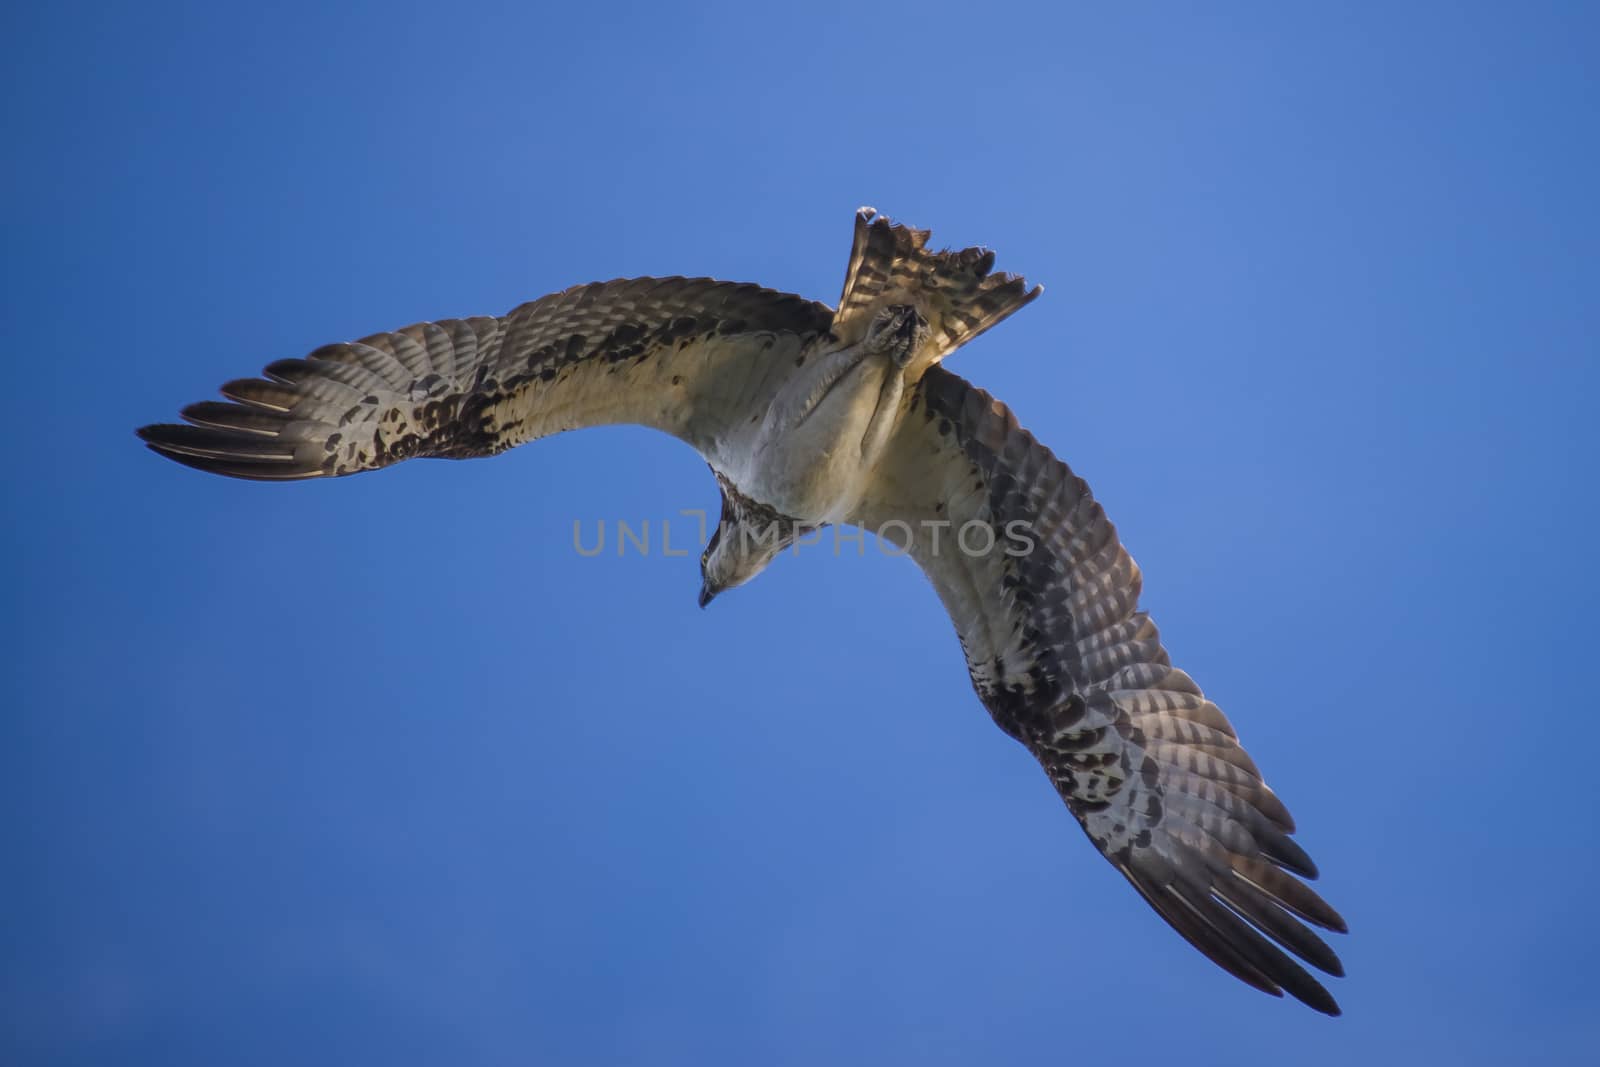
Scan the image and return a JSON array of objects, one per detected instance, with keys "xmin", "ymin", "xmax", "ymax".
[{"xmin": 740, "ymin": 355, "xmax": 902, "ymax": 522}]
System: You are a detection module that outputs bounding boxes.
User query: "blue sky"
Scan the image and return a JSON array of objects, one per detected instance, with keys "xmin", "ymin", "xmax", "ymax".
[{"xmin": 4, "ymin": 1, "xmax": 1598, "ymax": 1063}]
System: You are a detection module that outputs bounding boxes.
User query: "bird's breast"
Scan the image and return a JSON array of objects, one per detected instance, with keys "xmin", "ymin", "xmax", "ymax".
[{"xmin": 742, "ymin": 353, "xmax": 905, "ymax": 523}]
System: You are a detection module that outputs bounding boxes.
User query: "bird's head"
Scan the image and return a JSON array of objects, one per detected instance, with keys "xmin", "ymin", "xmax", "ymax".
[
  {"xmin": 698, "ymin": 517, "xmax": 788, "ymax": 608},
  {"xmin": 862, "ymin": 303, "xmax": 930, "ymax": 367},
  {"xmin": 698, "ymin": 481, "xmax": 798, "ymax": 608}
]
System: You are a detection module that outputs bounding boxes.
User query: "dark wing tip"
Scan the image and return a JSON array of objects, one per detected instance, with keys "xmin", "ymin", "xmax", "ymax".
[
  {"xmin": 1112, "ymin": 829, "xmax": 1347, "ymax": 1016},
  {"xmin": 136, "ymin": 422, "xmax": 321, "ymax": 481},
  {"xmin": 1260, "ymin": 827, "xmax": 1320, "ymax": 880}
]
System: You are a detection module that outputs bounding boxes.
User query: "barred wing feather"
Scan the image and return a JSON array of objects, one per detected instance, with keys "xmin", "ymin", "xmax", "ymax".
[
  {"xmin": 851, "ymin": 366, "xmax": 1347, "ymax": 1015},
  {"xmin": 139, "ymin": 277, "xmax": 833, "ymax": 480}
]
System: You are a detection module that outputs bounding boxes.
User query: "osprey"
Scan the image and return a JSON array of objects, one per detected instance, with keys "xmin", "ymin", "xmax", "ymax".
[{"xmin": 139, "ymin": 208, "xmax": 1347, "ymax": 1014}]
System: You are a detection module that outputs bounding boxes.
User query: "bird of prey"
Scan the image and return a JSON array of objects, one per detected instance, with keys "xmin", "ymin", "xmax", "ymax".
[{"xmin": 139, "ymin": 207, "xmax": 1347, "ymax": 1014}]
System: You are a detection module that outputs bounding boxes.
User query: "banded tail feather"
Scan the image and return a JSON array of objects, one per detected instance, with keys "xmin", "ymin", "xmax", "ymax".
[{"xmin": 834, "ymin": 206, "xmax": 1042, "ymax": 368}]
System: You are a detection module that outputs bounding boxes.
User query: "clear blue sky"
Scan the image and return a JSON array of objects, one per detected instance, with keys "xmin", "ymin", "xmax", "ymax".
[{"xmin": 4, "ymin": 2, "xmax": 1597, "ymax": 1064}]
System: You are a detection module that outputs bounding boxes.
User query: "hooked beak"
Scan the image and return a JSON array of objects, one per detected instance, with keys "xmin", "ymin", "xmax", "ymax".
[{"xmin": 698, "ymin": 583, "xmax": 715, "ymax": 610}]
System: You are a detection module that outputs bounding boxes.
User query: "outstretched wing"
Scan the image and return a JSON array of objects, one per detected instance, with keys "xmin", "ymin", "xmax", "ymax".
[
  {"xmin": 138, "ymin": 277, "xmax": 833, "ymax": 480},
  {"xmin": 851, "ymin": 366, "xmax": 1347, "ymax": 1015}
]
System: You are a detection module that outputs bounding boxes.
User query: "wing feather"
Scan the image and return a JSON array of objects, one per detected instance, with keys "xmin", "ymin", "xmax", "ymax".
[
  {"xmin": 852, "ymin": 366, "xmax": 1347, "ymax": 1014},
  {"xmin": 139, "ymin": 277, "xmax": 833, "ymax": 481}
]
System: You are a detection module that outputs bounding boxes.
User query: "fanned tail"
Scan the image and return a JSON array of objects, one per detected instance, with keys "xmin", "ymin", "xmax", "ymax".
[{"xmin": 833, "ymin": 207, "xmax": 1041, "ymax": 370}]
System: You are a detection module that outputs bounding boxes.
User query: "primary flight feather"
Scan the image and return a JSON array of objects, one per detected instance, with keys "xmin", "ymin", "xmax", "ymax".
[{"xmin": 139, "ymin": 207, "xmax": 1347, "ymax": 1014}]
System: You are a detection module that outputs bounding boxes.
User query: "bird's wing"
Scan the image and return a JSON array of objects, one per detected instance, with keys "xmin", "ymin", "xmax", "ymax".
[
  {"xmin": 138, "ymin": 277, "xmax": 833, "ymax": 480},
  {"xmin": 850, "ymin": 366, "xmax": 1347, "ymax": 1015}
]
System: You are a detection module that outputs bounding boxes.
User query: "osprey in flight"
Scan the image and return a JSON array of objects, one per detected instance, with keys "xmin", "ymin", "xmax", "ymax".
[{"xmin": 139, "ymin": 208, "xmax": 1347, "ymax": 1014}]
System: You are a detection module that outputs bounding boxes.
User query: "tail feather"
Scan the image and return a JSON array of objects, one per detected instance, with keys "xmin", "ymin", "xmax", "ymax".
[{"xmin": 834, "ymin": 207, "xmax": 1041, "ymax": 362}]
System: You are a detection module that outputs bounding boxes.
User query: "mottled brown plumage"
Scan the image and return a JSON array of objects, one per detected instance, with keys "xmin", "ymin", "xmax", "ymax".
[
  {"xmin": 143, "ymin": 277, "xmax": 834, "ymax": 480},
  {"xmin": 138, "ymin": 207, "xmax": 1345, "ymax": 1014},
  {"xmin": 853, "ymin": 368, "xmax": 1346, "ymax": 1013}
]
